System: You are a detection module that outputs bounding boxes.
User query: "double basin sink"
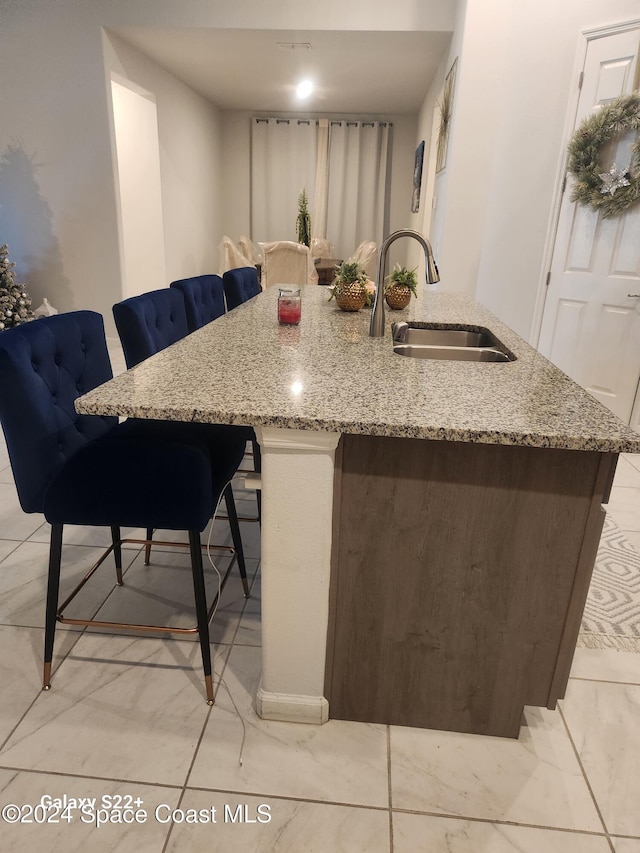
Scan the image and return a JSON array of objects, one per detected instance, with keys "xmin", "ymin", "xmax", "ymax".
[{"xmin": 392, "ymin": 322, "xmax": 516, "ymax": 363}]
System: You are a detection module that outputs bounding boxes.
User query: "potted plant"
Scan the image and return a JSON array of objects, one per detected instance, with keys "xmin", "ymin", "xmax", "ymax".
[
  {"xmin": 329, "ymin": 260, "xmax": 369, "ymax": 311},
  {"xmin": 384, "ymin": 264, "xmax": 418, "ymax": 309},
  {"xmin": 296, "ymin": 188, "xmax": 311, "ymax": 248}
]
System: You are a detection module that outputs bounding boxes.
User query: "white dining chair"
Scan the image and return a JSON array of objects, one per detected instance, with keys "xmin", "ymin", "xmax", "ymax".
[
  {"xmin": 238, "ymin": 235, "xmax": 264, "ymax": 267},
  {"xmin": 219, "ymin": 236, "xmax": 252, "ymax": 276},
  {"xmin": 310, "ymin": 237, "xmax": 333, "ymax": 260},
  {"xmin": 261, "ymin": 241, "xmax": 318, "ymax": 288}
]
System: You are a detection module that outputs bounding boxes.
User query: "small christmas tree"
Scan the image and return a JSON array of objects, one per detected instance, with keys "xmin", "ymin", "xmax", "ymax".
[{"xmin": 0, "ymin": 244, "xmax": 34, "ymax": 330}]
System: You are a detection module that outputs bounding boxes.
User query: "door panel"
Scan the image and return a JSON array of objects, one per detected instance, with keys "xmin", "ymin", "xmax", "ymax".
[
  {"xmin": 613, "ymin": 205, "xmax": 640, "ymax": 276},
  {"xmin": 539, "ymin": 27, "xmax": 640, "ymax": 423},
  {"xmin": 585, "ymin": 304, "xmax": 635, "ymax": 399},
  {"xmin": 595, "ymin": 57, "xmax": 636, "ymax": 102},
  {"xmin": 549, "ymin": 300, "xmax": 586, "ymax": 374},
  {"xmin": 565, "ymin": 205, "xmax": 599, "ymax": 271}
]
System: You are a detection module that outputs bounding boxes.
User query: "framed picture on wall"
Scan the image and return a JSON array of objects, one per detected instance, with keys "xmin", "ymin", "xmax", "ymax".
[
  {"xmin": 436, "ymin": 58, "xmax": 457, "ymax": 173},
  {"xmin": 411, "ymin": 140, "xmax": 425, "ymax": 213}
]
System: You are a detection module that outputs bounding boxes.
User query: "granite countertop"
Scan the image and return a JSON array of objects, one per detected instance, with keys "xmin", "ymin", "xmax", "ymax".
[{"xmin": 76, "ymin": 286, "xmax": 640, "ymax": 453}]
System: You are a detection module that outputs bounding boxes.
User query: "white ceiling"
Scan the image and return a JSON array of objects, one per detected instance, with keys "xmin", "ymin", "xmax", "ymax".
[{"xmin": 109, "ymin": 28, "xmax": 452, "ymax": 115}]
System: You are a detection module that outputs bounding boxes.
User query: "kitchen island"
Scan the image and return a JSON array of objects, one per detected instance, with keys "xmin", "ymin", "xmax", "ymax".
[{"xmin": 76, "ymin": 286, "xmax": 640, "ymax": 737}]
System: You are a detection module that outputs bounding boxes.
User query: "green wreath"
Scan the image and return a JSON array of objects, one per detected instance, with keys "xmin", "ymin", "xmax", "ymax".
[{"xmin": 567, "ymin": 93, "xmax": 640, "ymax": 218}]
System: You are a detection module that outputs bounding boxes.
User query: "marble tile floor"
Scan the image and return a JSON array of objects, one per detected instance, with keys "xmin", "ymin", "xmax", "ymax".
[{"xmin": 1, "ymin": 388, "xmax": 640, "ymax": 850}]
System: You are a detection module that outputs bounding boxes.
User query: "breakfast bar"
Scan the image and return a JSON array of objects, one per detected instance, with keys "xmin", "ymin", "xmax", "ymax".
[{"xmin": 76, "ymin": 286, "xmax": 640, "ymax": 737}]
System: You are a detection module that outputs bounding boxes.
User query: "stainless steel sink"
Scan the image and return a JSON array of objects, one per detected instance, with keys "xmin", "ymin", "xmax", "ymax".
[
  {"xmin": 398, "ymin": 327, "xmax": 493, "ymax": 347},
  {"xmin": 393, "ymin": 343, "xmax": 512, "ymax": 362},
  {"xmin": 392, "ymin": 322, "xmax": 515, "ymax": 363}
]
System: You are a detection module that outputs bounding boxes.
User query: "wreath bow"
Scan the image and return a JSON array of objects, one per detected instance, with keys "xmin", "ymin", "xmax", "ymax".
[{"xmin": 567, "ymin": 93, "xmax": 640, "ymax": 218}]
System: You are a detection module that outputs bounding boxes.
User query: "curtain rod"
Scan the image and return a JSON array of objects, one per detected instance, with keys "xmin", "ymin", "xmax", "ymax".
[{"xmin": 254, "ymin": 118, "xmax": 392, "ymax": 127}]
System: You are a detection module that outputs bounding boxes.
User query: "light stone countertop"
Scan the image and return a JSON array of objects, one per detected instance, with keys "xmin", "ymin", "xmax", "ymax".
[{"xmin": 77, "ymin": 286, "xmax": 640, "ymax": 453}]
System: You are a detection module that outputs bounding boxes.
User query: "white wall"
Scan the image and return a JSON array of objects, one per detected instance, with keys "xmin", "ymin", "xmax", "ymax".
[
  {"xmin": 0, "ymin": 5, "xmax": 121, "ymax": 321},
  {"xmin": 426, "ymin": 0, "xmax": 514, "ymax": 298},
  {"xmin": 111, "ymin": 79, "xmax": 166, "ymax": 298},
  {"xmin": 408, "ymin": 46, "xmax": 452, "ymax": 281},
  {"xmin": 387, "ymin": 115, "xmax": 420, "ymax": 268},
  {"xmin": 104, "ymin": 31, "xmax": 224, "ymax": 294},
  {"xmin": 220, "ymin": 113, "xmax": 252, "ymax": 245},
  {"xmin": 0, "ymin": 7, "xmax": 227, "ymax": 329}
]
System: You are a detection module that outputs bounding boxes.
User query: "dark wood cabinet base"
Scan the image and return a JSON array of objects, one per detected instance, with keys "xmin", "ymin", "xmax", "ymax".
[{"xmin": 325, "ymin": 435, "xmax": 616, "ymax": 738}]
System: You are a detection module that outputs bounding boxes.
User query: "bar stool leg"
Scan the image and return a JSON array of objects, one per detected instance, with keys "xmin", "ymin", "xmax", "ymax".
[
  {"xmin": 111, "ymin": 526, "xmax": 123, "ymax": 584},
  {"xmin": 189, "ymin": 530, "xmax": 214, "ymax": 705},
  {"xmin": 43, "ymin": 523, "xmax": 63, "ymax": 690},
  {"xmin": 144, "ymin": 528, "xmax": 154, "ymax": 565},
  {"xmin": 224, "ymin": 485, "xmax": 250, "ymax": 597}
]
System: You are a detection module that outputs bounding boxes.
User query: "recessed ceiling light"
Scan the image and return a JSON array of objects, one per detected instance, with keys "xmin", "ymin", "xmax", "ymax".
[{"xmin": 296, "ymin": 79, "xmax": 314, "ymax": 100}]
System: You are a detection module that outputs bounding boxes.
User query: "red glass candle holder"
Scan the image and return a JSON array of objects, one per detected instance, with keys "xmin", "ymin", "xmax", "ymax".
[{"xmin": 278, "ymin": 287, "xmax": 302, "ymax": 325}]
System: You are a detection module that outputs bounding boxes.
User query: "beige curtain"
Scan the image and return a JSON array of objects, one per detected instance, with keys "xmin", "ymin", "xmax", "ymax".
[
  {"xmin": 325, "ymin": 121, "xmax": 391, "ymax": 261},
  {"xmin": 312, "ymin": 119, "xmax": 330, "ymax": 239},
  {"xmin": 251, "ymin": 118, "xmax": 318, "ymax": 243},
  {"xmin": 251, "ymin": 118, "xmax": 391, "ymax": 258}
]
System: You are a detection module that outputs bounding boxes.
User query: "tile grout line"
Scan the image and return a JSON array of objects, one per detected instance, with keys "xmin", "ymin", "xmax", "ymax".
[
  {"xmin": 557, "ymin": 700, "xmax": 616, "ymax": 851},
  {"xmin": 0, "ymin": 540, "xmax": 23, "ymax": 565},
  {"xmin": 570, "ymin": 674, "xmax": 640, "ymax": 687},
  {"xmin": 0, "ymin": 762, "xmax": 186, "ymax": 792},
  {"xmin": 0, "ymin": 516, "xmax": 128, "ymax": 758},
  {"xmin": 390, "ymin": 806, "xmax": 623, "ymax": 840},
  {"xmin": 0, "ymin": 688, "xmax": 48, "ymax": 756},
  {"xmin": 160, "ymin": 701, "xmax": 215, "ymax": 853},
  {"xmin": 394, "ymin": 807, "xmax": 616, "ymax": 838},
  {"xmin": 0, "ymin": 624, "xmax": 94, "ymax": 756},
  {"xmin": 177, "ymin": 783, "xmax": 390, "ymax": 811},
  {"xmin": 157, "ymin": 553, "xmax": 261, "ymax": 853},
  {"xmin": 387, "ymin": 725, "xmax": 393, "ymax": 852}
]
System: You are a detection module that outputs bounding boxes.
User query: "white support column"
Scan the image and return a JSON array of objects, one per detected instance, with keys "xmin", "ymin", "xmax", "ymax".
[{"xmin": 254, "ymin": 426, "xmax": 340, "ymax": 724}]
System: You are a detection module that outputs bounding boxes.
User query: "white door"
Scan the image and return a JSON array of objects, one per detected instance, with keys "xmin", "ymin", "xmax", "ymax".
[{"xmin": 538, "ymin": 26, "xmax": 640, "ymax": 424}]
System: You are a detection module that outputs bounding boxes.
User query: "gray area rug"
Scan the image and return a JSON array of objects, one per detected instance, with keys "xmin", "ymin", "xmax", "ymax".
[{"xmin": 579, "ymin": 516, "xmax": 640, "ymax": 652}]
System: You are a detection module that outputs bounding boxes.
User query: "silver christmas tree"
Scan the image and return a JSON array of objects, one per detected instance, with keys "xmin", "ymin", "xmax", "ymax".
[{"xmin": 0, "ymin": 244, "xmax": 34, "ymax": 330}]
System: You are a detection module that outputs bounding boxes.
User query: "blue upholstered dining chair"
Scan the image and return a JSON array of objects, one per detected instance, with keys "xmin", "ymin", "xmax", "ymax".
[
  {"xmin": 113, "ymin": 288, "xmax": 260, "ymax": 537},
  {"xmin": 112, "ymin": 287, "xmax": 188, "ymax": 371},
  {"xmin": 222, "ymin": 266, "xmax": 262, "ymax": 311},
  {"xmin": 170, "ymin": 274, "xmax": 225, "ymax": 333},
  {"xmin": 0, "ymin": 311, "xmax": 248, "ymax": 704}
]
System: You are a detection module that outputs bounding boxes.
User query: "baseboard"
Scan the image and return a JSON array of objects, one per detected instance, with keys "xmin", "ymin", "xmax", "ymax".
[{"xmin": 256, "ymin": 683, "xmax": 329, "ymax": 724}]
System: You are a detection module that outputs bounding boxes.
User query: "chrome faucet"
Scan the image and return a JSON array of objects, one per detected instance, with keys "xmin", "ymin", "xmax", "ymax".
[{"xmin": 369, "ymin": 229, "xmax": 440, "ymax": 337}]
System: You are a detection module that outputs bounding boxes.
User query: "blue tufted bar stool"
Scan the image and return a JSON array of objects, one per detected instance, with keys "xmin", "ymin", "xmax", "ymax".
[
  {"xmin": 114, "ymin": 287, "xmax": 261, "ymax": 528},
  {"xmin": 170, "ymin": 274, "xmax": 226, "ymax": 332},
  {"xmin": 0, "ymin": 311, "xmax": 248, "ymax": 704},
  {"xmin": 113, "ymin": 287, "xmax": 255, "ymax": 557},
  {"xmin": 222, "ymin": 266, "xmax": 262, "ymax": 311},
  {"xmin": 112, "ymin": 287, "xmax": 189, "ymax": 371}
]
